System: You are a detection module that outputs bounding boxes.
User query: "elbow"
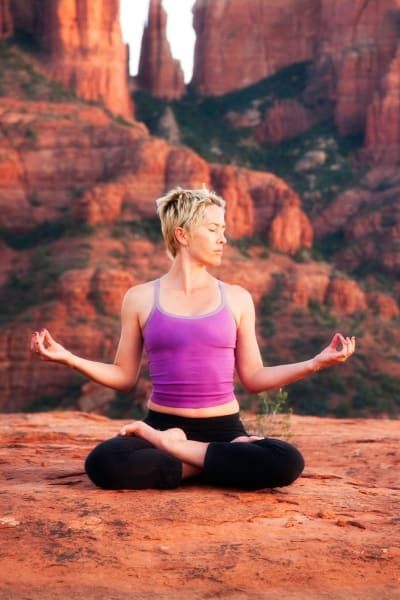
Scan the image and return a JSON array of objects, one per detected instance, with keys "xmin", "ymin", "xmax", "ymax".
[
  {"xmin": 114, "ymin": 377, "xmax": 136, "ymax": 393},
  {"xmin": 240, "ymin": 371, "xmax": 273, "ymax": 395},
  {"xmin": 241, "ymin": 377, "xmax": 262, "ymax": 395},
  {"xmin": 118, "ymin": 383, "xmax": 134, "ymax": 393},
  {"xmin": 244, "ymin": 383, "xmax": 262, "ymax": 395}
]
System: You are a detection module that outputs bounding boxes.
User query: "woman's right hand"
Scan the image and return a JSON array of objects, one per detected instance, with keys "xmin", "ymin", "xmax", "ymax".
[{"xmin": 31, "ymin": 328, "xmax": 73, "ymax": 366}]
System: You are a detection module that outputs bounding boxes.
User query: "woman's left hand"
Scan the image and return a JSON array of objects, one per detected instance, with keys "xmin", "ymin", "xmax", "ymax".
[{"xmin": 313, "ymin": 333, "xmax": 356, "ymax": 371}]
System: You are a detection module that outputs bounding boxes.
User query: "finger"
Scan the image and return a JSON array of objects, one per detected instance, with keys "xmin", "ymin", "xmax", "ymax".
[
  {"xmin": 32, "ymin": 332, "xmax": 42, "ymax": 352},
  {"xmin": 43, "ymin": 329, "xmax": 54, "ymax": 345},
  {"xmin": 332, "ymin": 333, "xmax": 347, "ymax": 353},
  {"xmin": 329, "ymin": 332, "xmax": 342, "ymax": 348},
  {"xmin": 118, "ymin": 425, "xmax": 129, "ymax": 436},
  {"xmin": 35, "ymin": 332, "xmax": 51, "ymax": 358},
  {"xmin": 36, "ymin": 329, "xmax": 46, "ymax": 347},
  {"xmin": 343, "ymin": 339, "xmax": 352, "ymax": 357},
  {"xmin": 346, "ymin": 337, "xmax": 355, "ymax": 354},
  {"xmin": 31, "ymin": 333, "xmax": 46, "ymax": 359}
]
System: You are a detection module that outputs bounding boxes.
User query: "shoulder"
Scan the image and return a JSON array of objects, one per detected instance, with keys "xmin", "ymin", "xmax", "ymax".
[
  {"xmin": 123, "ymin": 280, "xmax": 155, "ymax": 304},
  {"xmin": 222, "ymin": 282, "xmax": 255, "ymax": 324},
  {"xmin": 223, "ymin": 281, "xmax": 254, "ymax": 307},
  {"xmin": 121, "ymin": 280, "xmax": 156, "ymax": 319}
]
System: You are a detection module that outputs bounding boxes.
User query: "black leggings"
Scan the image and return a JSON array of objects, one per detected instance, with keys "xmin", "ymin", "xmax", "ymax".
[{"xmin": 84, "ymin": 411, "xmax": 304, "ymax": 491}]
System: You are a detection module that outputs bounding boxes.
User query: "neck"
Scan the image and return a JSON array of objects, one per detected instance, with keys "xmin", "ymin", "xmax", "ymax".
[{"xmin": 164, "ymin": 255, "xmax": 212, "ymax": 294}]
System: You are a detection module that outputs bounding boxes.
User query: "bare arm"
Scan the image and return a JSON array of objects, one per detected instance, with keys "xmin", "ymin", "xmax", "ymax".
[
  {"xmin": 31, "ymin": 286, "xmax": 145, "ymax": 392},
  {"xmin": 234, "ymin": 287, "xmax": 355, "ymax": 394}
]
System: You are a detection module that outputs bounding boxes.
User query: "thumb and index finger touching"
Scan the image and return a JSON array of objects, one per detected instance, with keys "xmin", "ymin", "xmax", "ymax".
[{"xmin": 329, "ymin": 332, "xmax": 356, "ymax": 356}]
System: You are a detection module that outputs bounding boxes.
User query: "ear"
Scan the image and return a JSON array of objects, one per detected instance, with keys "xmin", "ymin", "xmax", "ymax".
[{"xmin": 174, "ymin": 226, "xmax": 189, "ymax": 248}]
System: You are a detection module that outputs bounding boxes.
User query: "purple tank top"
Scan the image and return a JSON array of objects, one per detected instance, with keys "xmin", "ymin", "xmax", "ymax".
[{"xmin": 143, "ymin": 279, "xmax": 237, "ymax": 409}]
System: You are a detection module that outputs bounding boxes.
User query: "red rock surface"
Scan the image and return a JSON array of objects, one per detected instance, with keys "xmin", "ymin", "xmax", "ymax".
[
  {"xmin": 255, "ymin": 99, "xmax": 317, "ymax": 145},
  {"xmin": 192, "ymin": 0, "xmax": 317, "ymax": 96},
  {"xmin": 9, "ymin": 0, "xmax": 132, "ymax": 118},
  {"xmin": 0, "ymin": 0, "xmax": 12, "ymax": 39},
  {"xmin": 0, "ymin": 99, "xmax": 146, "ymax": 232},
  {"xmin": 326, "ymin": 277, "xmax": 367, "ymax": 314},
  {"xmin": 210, "ymin": 165, "xmax": 313, "ymax": 250},
  {"xmin": 312, "ymin": 171, "xmax": 400, "ymax": 278},
  {"xmin": 0, "ymin": 411, "xmax": 398, "ymax": 599},
  {"xmin": 365, "ymin": 42, "xmax": 400, "ymax": 163},
  {"xmin": 191, "ymin": 0, "xmax": 400, "ymax": 157},
  {"xmin": 137, "ymin": 0, "xmax": 185, "ymax": 100}
]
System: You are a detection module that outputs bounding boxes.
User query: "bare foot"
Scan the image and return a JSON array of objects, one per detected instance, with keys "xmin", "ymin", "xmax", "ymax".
[{"xmin": 119, "ymin": 420, "xmax": 187, "ymax": 452}]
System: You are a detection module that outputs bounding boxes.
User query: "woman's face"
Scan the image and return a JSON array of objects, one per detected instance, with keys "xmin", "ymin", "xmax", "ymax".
[{"xmin": 185, "ymin": 204, "xmax": 227, "ymax": 266}]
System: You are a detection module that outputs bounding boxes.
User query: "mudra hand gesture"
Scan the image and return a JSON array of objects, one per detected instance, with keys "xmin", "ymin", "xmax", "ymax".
[
  {"xmin": 313, "ymin": 333, "xmax": 356, "ymax": 371},
  {"xmin": 31, "ymin": 329, "xmax": 72, "ymax": 365}
]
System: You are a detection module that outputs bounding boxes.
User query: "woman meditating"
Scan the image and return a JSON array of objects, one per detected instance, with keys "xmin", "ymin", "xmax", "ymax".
[{"xmin": 31, "ymin": 187, "xmax": 355, "ymax": 490}]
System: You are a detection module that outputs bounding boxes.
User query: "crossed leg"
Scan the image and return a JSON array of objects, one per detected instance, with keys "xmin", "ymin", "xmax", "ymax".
[
  {"xmin": 119, "ymin": 421, "xmax": 206, "ymax": 478},
  {"xmin": 118, "ymin": 421, "xmax": 262, "ymax": 479}
]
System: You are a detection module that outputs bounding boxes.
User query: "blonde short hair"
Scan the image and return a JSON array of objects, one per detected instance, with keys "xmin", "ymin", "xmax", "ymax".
[{"xmin": 156, "ymin": 187, "xmax": 225, "ymax": 259}]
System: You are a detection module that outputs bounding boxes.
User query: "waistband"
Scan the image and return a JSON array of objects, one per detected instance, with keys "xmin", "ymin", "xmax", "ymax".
[{"xmin": 144, "ymin": 410, "xmax": 248, "ymax": 443}]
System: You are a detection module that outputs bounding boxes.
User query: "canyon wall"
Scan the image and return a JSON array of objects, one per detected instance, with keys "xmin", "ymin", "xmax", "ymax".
[
  {"xmin": 9, "ymin": 0, "xmax": 132, "ymax": 118},
  {"xmin": 189, "ymin": 0, "xmax": 400, "ymax": 156},
  {"xmin": 137, "ymin": 0, "xmax": 185, "ymax": 100},
  {"xmin": 0, "ymin": 0, "xmax": 12, "ymax": 39}
]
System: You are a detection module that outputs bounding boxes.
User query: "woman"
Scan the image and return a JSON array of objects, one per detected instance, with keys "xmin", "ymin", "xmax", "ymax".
[{"xmin": 31, "ymin": 187, "xmax": 355, "ymax": 491}]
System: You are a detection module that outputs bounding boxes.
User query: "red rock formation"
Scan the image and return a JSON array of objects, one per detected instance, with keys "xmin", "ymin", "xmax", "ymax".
[
  {"xmin": 365, "ymin": 42, "xmax": 400, "ymax": 163},
  {"xmin": 57, "ymin": 268, "xmax": 97, "ymax": 318},
  {"xmin": 255, "ymin": 99, "xmax": 317, "ymax": 145},
  {"xmin": 191, "ymin": 0, "xmax": 399, "ymax": 149},
  {"xmin": 210, "ymin": 166, "xmax": 255, "ymax": 238},
  {"xmin": 312, "ymin": 188, "xmax": 372, "ymax": 240},
  {"xmin": 74, "ymin": 142, "xmax": 312, "ymax": 255},
  {"xmin": 74, "ymin": 140, "xmax": 212, "ymax": 226},
  {"xmin": 0, "ymin": 0, "xmax": 12, "ymax": 39},
  {"xmin": 366, "ymin": 291, "xmax": 399, "ymax": 319},
  {"xmin": 326, "ymin": 277, "xmax": 367, "ymax": 313},
  {"xmin": 90, "ymin": 267, "xmax": 135, "ymax": 315},
  {"xmin": 312, "ymin": 172, "xmax": 400, "ymax": 280},
  {"xmin": 8, "ymin": 0, "xmax": 35, "ymax": 33},
  {"xmin": 137, "ymin": 0, "xmax": 185, "ymax": 100},
  {"xmin": 58, "ymin": 266, "xmax": 134, "ymax": 319},
  {"xmin": 316, "ymin": 0, "xmax": 397, "ymax": 135},
  {"xmin": 211, "ymin": 165, "xmax": 313, "ymax": 252},
  {"xmin": 10, "ymin": 0, "xmax": 133, "ymax": 118},
  {"xmin": 269, "ymin": 202, "xmax": 313, "ymax": 254},
  {"xmin": 192, "ymin": 0, "xmax": 317, "ymax": 96},
  {"xmin": 286, "ymin": 266, "xmax": 331, "ymax": 308},
  {"xmin": 0, "ymin": 99, "xmax": 146, "ymax": 233}
]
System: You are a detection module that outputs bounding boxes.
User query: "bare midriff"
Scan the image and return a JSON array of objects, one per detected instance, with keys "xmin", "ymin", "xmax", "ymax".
[{"xmin": 148, "ymin": 397, "xmax": 240, "ymax": 418}]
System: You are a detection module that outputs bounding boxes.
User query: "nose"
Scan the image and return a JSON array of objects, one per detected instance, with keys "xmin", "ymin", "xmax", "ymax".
[{"xmin": 218, "ymin": 231, "xmax": 227, "ymax": 244}]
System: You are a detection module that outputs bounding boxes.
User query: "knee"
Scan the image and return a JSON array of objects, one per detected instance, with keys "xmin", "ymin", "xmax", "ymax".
[
  {"xmin": 85, "ymin": 443, "xmax": 110, "ymax": 489},
  {"xmin": 276, "ymin": 442, "xmax": 305, "ymax": 487},
  {"xmin": 85, "ymin": 438, "xmax": 123, "ymax": 489}
]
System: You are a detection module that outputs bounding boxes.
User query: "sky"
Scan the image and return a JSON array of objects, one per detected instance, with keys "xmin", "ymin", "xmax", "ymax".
[{"xmin": 120, "ymin": 0, "xmax": 196, "ymax": 82}]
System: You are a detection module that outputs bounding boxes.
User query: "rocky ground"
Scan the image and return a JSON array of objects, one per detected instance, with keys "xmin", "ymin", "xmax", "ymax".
[{"xmin": 0, "ymin": 411, "xmax": 399, "ymax": 599}]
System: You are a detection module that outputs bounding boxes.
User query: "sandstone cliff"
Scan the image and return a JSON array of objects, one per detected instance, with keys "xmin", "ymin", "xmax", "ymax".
[
  {"xmin": 137, "ymin": 0, "xmax": 185, "ymax": 100},
  {"xmin": 1, "ymin": 6, "xmax": 400, "ymax": 416},
  {"xmin": 365, "ymin": 41, "xmax": 400, "ymax": 163},
  {"xmin": 0, "ymin": 0, "xmax": 12, "ymax": 39},
  {"xmin": 189, "ymin": 0, "xmax": 400, "ymax": 160},
  {"xmin": 8, "ymin": 0, "xmax": 133, "ymax": 118},
  {"xmin": 0, "ymin": 411, "xmax": 398, "ymax": 599}
]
